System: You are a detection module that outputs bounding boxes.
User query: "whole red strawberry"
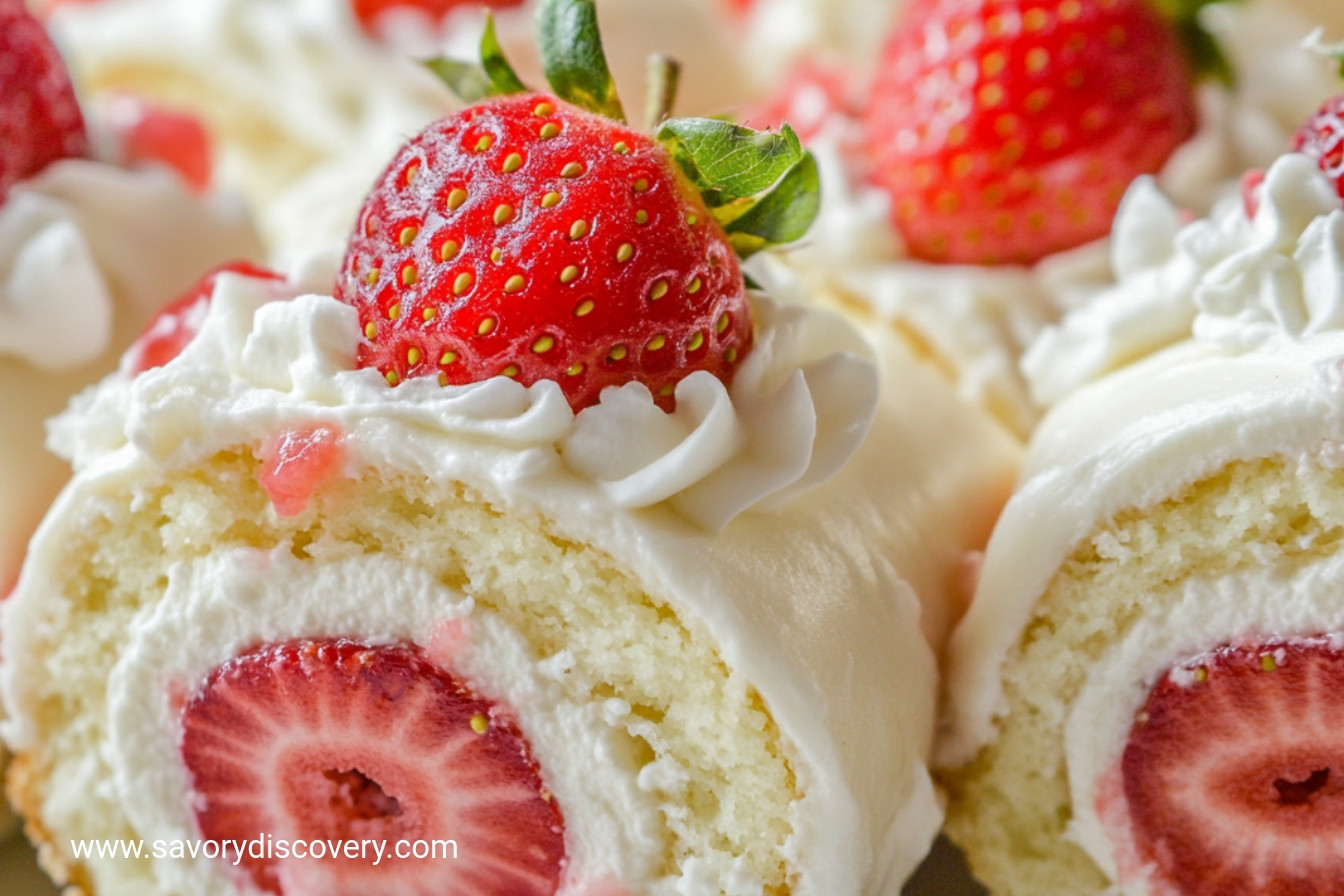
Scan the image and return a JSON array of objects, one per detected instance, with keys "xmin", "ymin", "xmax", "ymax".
[
  {"xmin": 0, "ymin": 0, "xmax": 88, "ymax": 200},
  {"xmin": 336, "ymin": 0, "xmax": 817, "ymax": 412},
  {"xmin": 1293, "ymin": 93, "xmax": 1344, "ymax": 202},
  {"xmin": 862, "ymin": 0, "xmax": 1199, "ymax": 266}
]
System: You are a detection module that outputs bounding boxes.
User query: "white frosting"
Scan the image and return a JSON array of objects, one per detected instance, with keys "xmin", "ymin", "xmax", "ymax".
[
  {"xmin": 49, "ymin": 0, "xmax": 457, "ymax": 261},
  {"xmin": 0, "ymin": 190, "xmax": 111, "ymax": 371},
  {"xmin": 1025, "ymin": 154, "xmax": 1344, "ymax": 403},
  {"xmin": 941, "ymin": 326, "xmax": 1344, "ymax": 767},
  {"xmin": 742, "ymin": 0, "xmax": 907, "ymax": 85},
  {"xmin": 58, "ymin": 277, "xmax": 878, "ymax": 532},
  {"xmin": 0, "ymin": 158, "xmax": 263, "ymax": 598},
  {"xmin": 6, "ymin": 259, "xmax": 1022, "ymax": 893},
  {"xmin": 1065, "ymin": 554, "xmax": 1344, "ymax": 890}
]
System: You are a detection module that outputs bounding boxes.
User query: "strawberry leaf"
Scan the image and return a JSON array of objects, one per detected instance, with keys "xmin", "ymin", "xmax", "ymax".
[
  {"xmin": 656, "ymin": 119, "xmax": 806, "ymax": 202},
  {"xmin": 1305, "ymin": 28, "xmax": 1344, "ymax": 79},
  {"xmin": 480, "ymin": 14, "xmax": 528, "ymax": 95},
  {"xmin": 423, "ymin": 58, "xmax": 493, "ymax": 102},
  {"xmin": 423, "ymin": 15, "xmax": 528, "ymax": 102},
  {"xmin": 1148, "ymin": 0, "xmax": 1239, "ymax": 85},
  {"xmin": 723, "ymin": 152, "xmax": 820, "ymax": 258},
  {"xmin": 537, "ymin": 0, "xmax": 625, "ymax": 122}
]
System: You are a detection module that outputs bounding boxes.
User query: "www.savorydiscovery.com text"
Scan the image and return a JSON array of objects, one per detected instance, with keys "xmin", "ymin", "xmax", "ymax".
[{"xmin": 70, "ymin": 835, "xmax": 459, "ymax": 865}]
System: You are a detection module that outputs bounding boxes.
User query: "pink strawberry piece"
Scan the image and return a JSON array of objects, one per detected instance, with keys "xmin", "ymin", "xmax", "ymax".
[
  {"xmin": 108, "ymin": 94, "xmax": 213, "ymax": 192},
  {"xmin": 128, "ymin": 261, "xmax": 284, "ymax": 375},
  {"xmin": 351, "ymin": 0, "xmax": 523, "ymax": 32},
  {"xmin": 1241, "ymin": 168, "xmax": 1266, "ymax": 219},
  {"xmin": 336, "ymin": 92, "xmax": 752, "ymax": 412},
  {"xmin": 180, "ymin": 638, "xmax": 566, "ymax": 896},
  {"xmin": 258, "ymin": 425, "xmax": 347, "ymax": 517},
  {"xmin": 1122, "ymin": 638, "xmax": 1344, "ymax": 896},
  {"xmin": 0, "ymin": 0, "xmax": 89, "ymax": 200},
  {"xmin": 38, "ymin": 0, "xmax": 102, "ymax": 16},
  {"xmin": 862, "ymin": 0, "xmax": 1197, "ymax": 265},
  {"xmin": 1292, "ymin": 93, "xmax": 1344, "ymax": 203},
  {"xmin": 719, "ymin": 0, "xmax": 758, "ymax": 18}
]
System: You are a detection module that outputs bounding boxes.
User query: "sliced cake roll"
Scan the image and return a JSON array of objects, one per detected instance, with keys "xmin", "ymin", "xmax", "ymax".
[{"xmin": 942, "ymin": 149, "xmax": 1344, "ymax": 896}]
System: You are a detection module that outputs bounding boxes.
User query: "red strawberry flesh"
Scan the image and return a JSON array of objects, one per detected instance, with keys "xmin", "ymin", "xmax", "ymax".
[
  {"xmin": 258, "ymin": 425, "xmax": 347, "ymax": 517},
  {"xmin": 0, "ymin": 0, "xmax": 89, "ymax": 200},
  {"xmin": 129, "ymin": 261, "xmax": 284, "ymax": 374},
  {"xmin": 180, "ymin": 638, "xmax": 566, "ymax": 896},
  {"xmin": 336, "ymin": 92, "xmax": 752, "ymax": 412},
  {"xmin": 1121, "ymin": 638, "xmax": 1344, "ymax": 896},
  {"xmin": 862, "ymin": 0, "xmax": 1196, "ymax": 266},
  {"xmin": 351, "ymin": 0, "xmax": 524, "ymax": 32},
  {"xmin": 1292, "ymin": 94, "xmax": 1344, "ymax": 204},
  {"xmin": 110, "ymin": 94, "xmax": 213, "ymax": 192}
]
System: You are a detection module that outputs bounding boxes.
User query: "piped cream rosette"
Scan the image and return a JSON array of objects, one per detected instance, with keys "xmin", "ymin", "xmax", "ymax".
[
  {"xmin": 939, "ymin": 153, "xmax": 1344, "ymax": 896},
  {"xmin": 2, "ymin": 265, "xmax": 1018, "ymax": 896}
]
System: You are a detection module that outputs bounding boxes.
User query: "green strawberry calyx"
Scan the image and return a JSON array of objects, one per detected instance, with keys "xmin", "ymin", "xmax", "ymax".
[
  {"xmin": 1303, "ymin": 28, "xmax": 1344, "ymax": 80},
  {"xmin": 1149, "ymin": 0, "xmax": 1242, "ymax": 85},
  {"xmin": 423, "ymin": 0, "xmax": 819, "ymax": 259}
]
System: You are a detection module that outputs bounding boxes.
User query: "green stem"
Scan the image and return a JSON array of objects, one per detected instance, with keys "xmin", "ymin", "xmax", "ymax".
[{"xmin": 643, "ymin": 54, "xmax": 682, "ymax": 132}]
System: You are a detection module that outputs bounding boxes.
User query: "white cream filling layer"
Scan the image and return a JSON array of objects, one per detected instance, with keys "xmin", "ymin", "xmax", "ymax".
[
  {"xmin": 110, "ymin": 549, "xmax": 669, "ymax": 896},
  {"xmin": 1064, "ymin": 550, "xmax": 1344, "ymax": 893}
]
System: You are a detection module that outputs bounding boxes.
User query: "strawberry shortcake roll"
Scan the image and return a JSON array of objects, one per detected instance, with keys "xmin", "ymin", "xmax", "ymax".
[
  {"xmin": 0, "ymin": 0, "xmax": 262, "ymax": 843},
  {"xmin": 939, "ymin": 90, "xmax": 1344, "ymax": 896},
  {"xmin": 0, "ymin": 0, "xmax": 264, "ymax": 609},
  {"xmin": 1, "ymin": 4, "xmax": 1019, "ymax": 895}
]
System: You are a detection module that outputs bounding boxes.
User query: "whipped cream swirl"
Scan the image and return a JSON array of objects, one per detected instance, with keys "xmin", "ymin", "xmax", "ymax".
[
  {"xmin": 57, "ymin": 272, "xmax": 878, "ymax": 532},
  {"xmin": 0, "ymin": 185, "xmax": 112, "ymax": 370},
  {"xmin": 1025, "ymin": 153, "xmax": 1344, "ymax": 404},
  {"xmin": 0, "ymin": 160, "xmax": 261, "ymax": 371}
]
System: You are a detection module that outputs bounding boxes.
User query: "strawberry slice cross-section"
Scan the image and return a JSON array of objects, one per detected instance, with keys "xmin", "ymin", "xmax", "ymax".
[
  {"xmin": 1121, "ymin": 638, "xmax": 1344, "ymax": 896},
  {"xmin": 179, "ymin": 638, "xmax": 566, "ymax": 896}
]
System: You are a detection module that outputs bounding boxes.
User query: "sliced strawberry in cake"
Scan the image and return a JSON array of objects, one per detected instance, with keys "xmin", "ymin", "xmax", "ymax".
[
  {"xmin": 1121, "ymin": 639, "xmax": 1344, "ymax": 896},
  {"xmin": 181, "ymin": 638, "xmax": 565, "ymax": 895}
]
